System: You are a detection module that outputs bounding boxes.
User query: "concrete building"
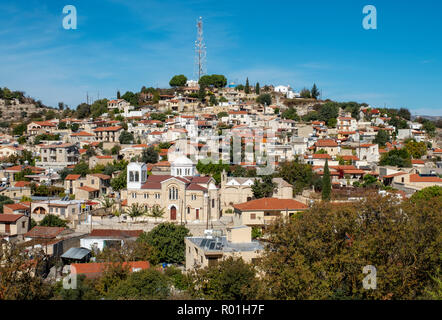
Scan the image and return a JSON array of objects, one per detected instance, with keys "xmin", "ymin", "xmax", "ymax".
[{"xmin": 185, "ymin": 225, "xmax": 263, "ymax": 271}]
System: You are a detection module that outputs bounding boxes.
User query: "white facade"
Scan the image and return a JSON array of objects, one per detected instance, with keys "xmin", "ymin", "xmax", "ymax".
[
  {"xmin": 127, "ymin": 162, "xmax": 147, "ymax": 190},
  {"xmin": 171, "ymin": 156, "xmax": 196, "ymax": 177}
]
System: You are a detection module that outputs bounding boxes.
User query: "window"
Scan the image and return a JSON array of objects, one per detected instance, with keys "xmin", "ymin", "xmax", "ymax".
[
  {"xmin": 144, "ymin": 193, "xmax": 148, "ymax": 199},
  {"xmin": 132, "ymin": 193, "xmax": 137, "ymax": 199},
  {"xmin": 212, "ymin": 199, "xmax": 215, "ymax": 208},
  {"xmin": 135, "ymin": 171, "xmax": 139, "ymax": 182},
  {"xmin": 91, "ymin": 179, "xmax": 94, "ymax": 184},
  {"xmin": 60, "ymin": 208, "xmax": 65, "ymax": 216},
  {"xmin": 191, "ymin": 194, "xmax": 196, "ymax": 200},
  {"xmin": 155, "ymin": 193, "xmax": 160, "ymax": 199},
  {"xmin": 187, "ymin": 207, "xmax": 191, "ymax": 214},
  {"xmin": 72, "ymin": 208, "xmax": 75, "ymax": 214},
  {"xmin": 251, "ymin": 213, "xmax": 256, "ymax": 220},
  {"xmin": 169, "ymin": 186, "xmax": 178, "ymax": 200},
  {"xmin": 129, "ymin": 171, "xmax": 134, "ymax": 182},
  {"xmin": 22, "ymin": 221, "xmax": 26, "ymax": 228}
]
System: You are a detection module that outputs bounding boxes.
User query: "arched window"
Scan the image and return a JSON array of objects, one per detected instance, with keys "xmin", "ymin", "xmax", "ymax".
[
  {"xmin": 135, "ymin": 171, "xmax": 139, "ymax": 182},
  {"xmin": 129, "ymin": 171, "xmax": 134, "ymax": 182},
  {"xmin": 187, "ymin": 207, "xmax": 191, "ymax": 214},
  {"xmin": 169, "ymin": 186, "xmax": 178, "ymax": 200}
]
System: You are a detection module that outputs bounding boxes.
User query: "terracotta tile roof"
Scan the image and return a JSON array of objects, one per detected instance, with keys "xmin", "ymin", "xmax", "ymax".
[
  {"xmin": 0, "ymin": 214, "xmax": 25, "ymax": 223},
  {"xmin": 78, "ymin": 186, "xmax": 99, "ymax": 192},
  {"xmin": 89, "ymin": 173, "xmax": 111, "ymax": 180},
  {"xmin": 71, "ymin": 261, "xmax": 149, "ymax": 278},
  {"xmin": 343, "ymin": 169, "xmax": 366, "ymax": 175},
  {"xmin": 409, "ymin": 174, "xmax": 442, "ymax": 183},
  {"xmin": 71, "ymin": 131, "xmax": 95, "ymax": 136},
  {"xmin": 359, "ymin": 144, "xmax": 376, "ymax": 148},
  {"xmin": 3, "ymin": 203, "xmax": 29, "ymax": 211},
  {"xmin": 411, "ymin": 159, "xmax": 425, "ymax": 165},
  {"xmin": 89, "ymin": 229, "xmax": 143, "ymax": 238},
  {"xmin": 96, "ymin": 155, "xmax": 113, "ymax": 159},
  {"xmin": 14, "ymin": 181, "xmax": 31, "ymax": 188},
  {"xmin": 31, "ymin": 121, "xmax": 56, "ymax": 127},
  {"xmin": 141, "ymin": 182, "xmax": 162, "ymax": 189},
  {"xmin": 234, "ymin": 198, "xmax": 308, "ymax": 211},
  {"xmin": 186, "ymin": 184, "xmax": 207, "ymax": 191},
  {"xmin": 340, "ymin": 155, "xmax": 359, "ymax": 161},
  {"xmin": 315, "ymin": 139, "xmax": 338, "ymax": 147},
  {"xmin": 93, "ymin": 126, "xmax": 123, "ymax": 132},
  {"xmin": 65, "ymin": 174, "xmax": 81, "ymax": 180},
  {"xmin": 24, "ymin": 226, "xmax": 65, "ymax": 239},
  {"xmin": 6, "ymin": 165, "xmax": 44, "ymax": 173}
]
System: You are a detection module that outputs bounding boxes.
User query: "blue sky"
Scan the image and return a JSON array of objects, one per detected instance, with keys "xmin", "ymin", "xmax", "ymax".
[{"xmin": 0, "ymin": 0, "xmax": 441, "ymax": 115}]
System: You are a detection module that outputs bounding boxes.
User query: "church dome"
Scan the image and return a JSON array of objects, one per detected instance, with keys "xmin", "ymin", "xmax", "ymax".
[{"xmin": 172, "ymin": 155, "xmax": 194, "ymax": 166}]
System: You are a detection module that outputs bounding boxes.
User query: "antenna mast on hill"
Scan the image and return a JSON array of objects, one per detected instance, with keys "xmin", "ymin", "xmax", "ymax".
[{"xmin": 194, "ymin": 16, "xmax": 207, "ymax": 81}]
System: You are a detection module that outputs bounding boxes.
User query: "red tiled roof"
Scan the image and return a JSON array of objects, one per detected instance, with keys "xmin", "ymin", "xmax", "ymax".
[
  {"xmin": 24, "ymin": 226, "xmax": 65, "ymax": 239},
  {"xmin": 96, "ymin": 155, "xmax": 113, "ymax": 159},
  {"xmin": 3, "ymin": 203, "xmax": 29, "ymax": 211},
  {"xmin": 93, "ymin": 126, "xmax": 123, "ymax": 132},
  {"xmin": 89, "ymin": 229, "xmax": 143, "ymax": 238},
  {"xmin": 71, "ymin": 261, "xmax": 149, "ymax": 278},
  {"xmin": 71, "ymin": 131, "xmax": 94, "ymax": 136},
  {"xmin": 14, "ymin": 181, "xmax": 31, "ymax": 188},
  {"xmin": 90, "ymin": 173, "xmax": 111, "ymax": 180},
  {"xmin": 409, "ymin": 174, "xmax": 442, "ymax": 183},
  {"xmin": 233, "ymin": 198, "xmax": 308, "ymax": 211},
  {"xmin": 411, "ymin": 159, "xmax": 425, "ymax": 165},
  {"xmin": 65, "ymin": 174, "xmax": 81, "ymax": 180},
  {"xmin": 78, "ymin": 186, "xmax": 99, "ymax": 192},
  {"xmin": 315, "ymin": 139, "xmax": 338, "ymax": 147},
  {"xmin": 0, "ymin": 214, "xmax": 25, "ymax": 223},
  {"xmin": 186, "ymin": 184, "xmax": 207, "ymax": 191}
]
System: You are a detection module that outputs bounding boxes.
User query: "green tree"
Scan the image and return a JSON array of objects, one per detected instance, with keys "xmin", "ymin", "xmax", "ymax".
[
  {"xmin": 0, "ymin": 244, "xmax": 52, "ymax": 300},
  {"xmin": 277, "ymin": 160, "xmax": 315, "ymax": 195},
  {"xmin": 169, "ymin": 74, "xmax": 188, "ymax": 87},
  {"xmin": 111, "ymin": 168, "xmax": 127, "ymax": 191},
  {"xmin": 139, "ymin": 223, "xmax": 191, "ymax": 264},
  {"xmin": 0, "ymin": 195, "xmax": 14, "ymax": 213},
  {"xmin": 119, "ymin": 130, "xmax": 134, "ymax": 144},
  {"xmin": 373, "ymin": 130, "xmax": 390, "ymax": 147},
  {"xmin": 244, "ymin": 78, "xmax": 250, "ymax": 94},
  {"xmin": 300, "ymin": 88, "xmax": 311, "ymax": 98},
  {"xmin": 76, "ymin": 103, "xmax": 91, "ymax": 119},
  {"xmin": 281, "ymin": 107, "xmax": 300, "ymax": 121},
  {"xmin": 321, "ymin": 159, "xmax": 331, "ymax": 200},
  {"xmin": 188, "ymin": 257, "xmax": 261, "ymax": 300},
  {"xmin": 141, "ymin": 146, "xmax": 159, "ymax": 164},
  {"xmin": 12, "ymin": 123, "xmax": 27, "ymax": 136},
  {"xmin": 39, "ymin": 214, "xmax": 68, "ymax": 227},
  {"xmin": 260, "ymin": 193, "xmax": 442, "ymax": 299},
  {"xmin": 107, "ymin": 269, "xmax": 171, "ymax": 300},
  {"xmin": 256, "ymin": 93, "xmax": 272, "ymax": 106},
  {"xmin": 255, "ymin": 82, "xmax": 260, "ymax": 95},
  {"xmin": 379, "ymin": 149, "xmax": 412, "ymax": 167},
  {"xmin": 251, "ymin": 176, "xmax": 276, "ymax": 199},
  {"xmin": 404, "ymin": 140, "xmax": 427, "ymax": 159},
  {"xmin": 398, "ymin": 108, "xmax": 411, "ymax": 120},
  {"xmin": 72, "ymin": 161, "xmax": 90, "ymax": 177},
  {"xmin": 311, "ymin": 83, "xmax": 319, "ymax": 99},
  {"xmin": 148, "ymin": 205, "xmax": 165, "ymax": 222}
]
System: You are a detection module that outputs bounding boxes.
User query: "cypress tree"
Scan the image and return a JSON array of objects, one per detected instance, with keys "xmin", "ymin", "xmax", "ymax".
[
  {"xmin": 322, "ymin": 159, "xmax": 331, "ymax": 201},
  {"xmin": 311, "ymin": 83, "xmax": 319, "ymax": 100},
  {"xmin": 255, "ymin": 82, "xmax": 260, "ymax": 95},
  {"xmin": 245, "ymin": 78, "xmax": 250, "ymax": 94}
]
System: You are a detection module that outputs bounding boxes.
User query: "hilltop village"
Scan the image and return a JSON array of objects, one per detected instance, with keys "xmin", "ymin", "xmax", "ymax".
[{"xmin": 0, "ymin": 76, "xmax": 441, "ymax": 300}]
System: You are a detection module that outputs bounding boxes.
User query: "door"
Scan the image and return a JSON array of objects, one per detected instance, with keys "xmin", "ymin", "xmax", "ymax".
[
  {"xmin": 5, "ymin": 223, "xmax": 10, "ymax": 234},
  {"xmin": 170, "ymin": 206, "xmax": 177, "ymax": 220},
  {"xmin": 196, "ymin": 209, "xmax": 199, "ymax": 220}
]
